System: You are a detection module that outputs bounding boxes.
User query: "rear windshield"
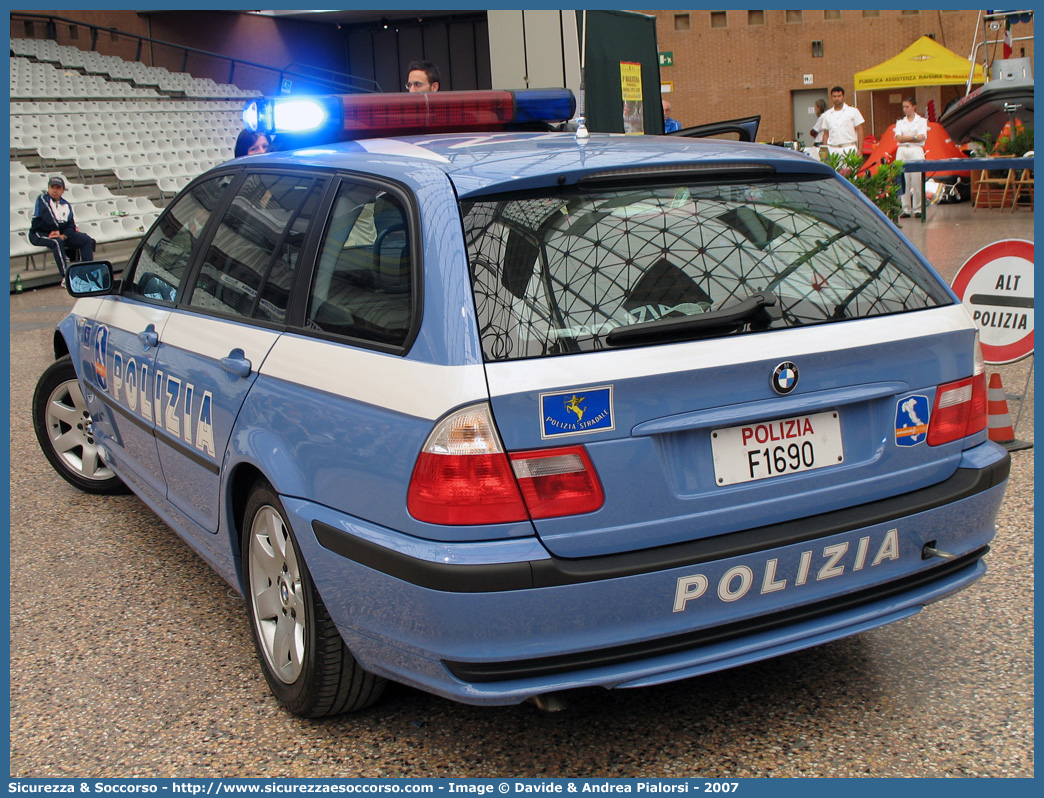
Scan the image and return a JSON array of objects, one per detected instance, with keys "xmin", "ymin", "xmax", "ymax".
[{"xmin": 461, "ymin": 176, "xmax": 950, "ymax": 361}]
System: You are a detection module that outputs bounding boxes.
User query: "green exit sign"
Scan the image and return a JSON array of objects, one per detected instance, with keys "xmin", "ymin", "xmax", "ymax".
[{"xmin": 658, "ymin": 51, "xmax": 674, "ymax": 67}]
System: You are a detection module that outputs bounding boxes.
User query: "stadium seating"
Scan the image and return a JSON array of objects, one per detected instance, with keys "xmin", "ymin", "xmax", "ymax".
[{"xmin": 10, "ymin": 36, "xmax": 260, "ymax": 283}]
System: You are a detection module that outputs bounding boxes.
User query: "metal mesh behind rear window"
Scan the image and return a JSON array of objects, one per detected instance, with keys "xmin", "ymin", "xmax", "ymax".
[{"xmin": 462, "ymin": 177, "xmax": 949, "ymax": 361}]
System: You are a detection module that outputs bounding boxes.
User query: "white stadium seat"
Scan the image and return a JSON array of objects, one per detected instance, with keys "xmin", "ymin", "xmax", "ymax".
[{"xmin": 11, "ymin": 37, "xmax": 263, "ymax": 277}]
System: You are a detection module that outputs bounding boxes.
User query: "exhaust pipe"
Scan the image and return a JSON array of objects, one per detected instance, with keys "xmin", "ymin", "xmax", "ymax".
[{"xmin": 528, "ymin": 693, "xmax": 568, "ymax": 713}]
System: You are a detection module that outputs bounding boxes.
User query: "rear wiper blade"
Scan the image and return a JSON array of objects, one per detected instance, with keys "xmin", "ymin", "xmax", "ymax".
[{"xmin": 605, "ymin": 291, "xmax": 778, "ymax": 346}]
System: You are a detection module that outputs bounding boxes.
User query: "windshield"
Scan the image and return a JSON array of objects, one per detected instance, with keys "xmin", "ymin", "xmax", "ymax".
[{"xmin": 461, "ymin": 176, "xmax": 950, "ymax": 361}]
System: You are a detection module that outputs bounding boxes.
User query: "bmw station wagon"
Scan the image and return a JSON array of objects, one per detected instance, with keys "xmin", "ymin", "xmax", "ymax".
[{"xmin": 33, "ymin": 89, "xmax": 1010, "ymax": 717}]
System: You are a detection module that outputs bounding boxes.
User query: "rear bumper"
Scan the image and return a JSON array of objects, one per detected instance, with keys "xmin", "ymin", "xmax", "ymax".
[
  {"xmin": 287, "ymin": 447, "xmax": 1009, "ymax": 705},
  {"xmin": 445, "ymin": 545, "xmax": 987, "ymax": 683}
]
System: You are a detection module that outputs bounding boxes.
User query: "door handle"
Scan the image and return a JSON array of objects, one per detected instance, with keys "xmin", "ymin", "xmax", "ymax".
[
  {"xmin": 137, "ymin": 325, "xmax": 159, "ymax": 349},
  {"xmin": 220, "ymin": 348, "xmax": 252, "ymax": 379}
]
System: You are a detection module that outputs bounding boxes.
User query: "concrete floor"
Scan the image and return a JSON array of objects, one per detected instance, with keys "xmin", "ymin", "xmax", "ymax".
[{"xmin": 899, "ymin": 199, "xmax": 1034, "ymax": 284}]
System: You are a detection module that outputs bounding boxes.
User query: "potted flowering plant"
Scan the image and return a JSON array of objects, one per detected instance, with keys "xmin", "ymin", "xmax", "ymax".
[
  {"xmin": 823, "ymin": 150, "xmax": 904, "ymax": 222},
  {"xmin": 972, "ymin": 127, "xmax": 1034, "ymax": 196},
  {"xmin": 995, "ymin": 125, "xmax": 1034, "ymax": 156}
]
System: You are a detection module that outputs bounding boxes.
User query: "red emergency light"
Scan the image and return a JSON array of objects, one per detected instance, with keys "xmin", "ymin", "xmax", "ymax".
[{"xmin": 243, "ymin": 89, "xmax": 576, "ymax": 142}]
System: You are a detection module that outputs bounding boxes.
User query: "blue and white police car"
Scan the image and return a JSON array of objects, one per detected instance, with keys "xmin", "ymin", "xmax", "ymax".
[{"xmin": 33, "ymin": 89, "xmax": 1010, "ymax": 717}]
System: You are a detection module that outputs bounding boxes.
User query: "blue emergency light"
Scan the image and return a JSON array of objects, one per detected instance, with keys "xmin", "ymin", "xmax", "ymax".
[{"xmin": 242, "ymin": 88, "xmax": 576, "ymax": 142}]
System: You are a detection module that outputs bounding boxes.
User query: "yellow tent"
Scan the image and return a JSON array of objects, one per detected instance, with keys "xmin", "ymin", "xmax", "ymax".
[{"xmin": 854, "ymin": 35, "xmax": 986, "ymax": 90}]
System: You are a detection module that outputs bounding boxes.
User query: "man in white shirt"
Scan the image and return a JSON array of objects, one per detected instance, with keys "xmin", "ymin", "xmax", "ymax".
[
  {"xmin": 894, "ymin": 97, "xmax": 929, "ymax": 218},
  {"xmin": 820, "ymin": 86, "xmax": 865, "ymax": 157}
]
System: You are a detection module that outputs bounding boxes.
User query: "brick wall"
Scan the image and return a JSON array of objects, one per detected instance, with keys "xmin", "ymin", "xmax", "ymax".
[{"xmin": 652, "ymin": 9, "xmax": 1033, "ymax": 142}]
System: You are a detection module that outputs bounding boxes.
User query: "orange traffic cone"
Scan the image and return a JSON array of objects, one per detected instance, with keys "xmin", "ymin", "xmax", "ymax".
[{"xmin": 987, "ymin": 372, "xmax": 1032, "ymax": 451}]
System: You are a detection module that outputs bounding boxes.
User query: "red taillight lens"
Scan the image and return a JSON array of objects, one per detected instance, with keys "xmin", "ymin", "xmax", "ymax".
[
  {"xmin": 967, "ymin": 371, "xmax": 988, "ymax": 434},
  {"xmin": 510, "ymin": 446, "xmax": 605, "ymax": 519},
  {"xmin": 407, "ymin": 405, "xmax": 604, "ymax": 525},
  {"xmin": 407, "ymin": 405, "xmax": 528, "ymax": 525},
  {"xmin": 927, "ymin": 338, "xmax": 988, "ymax": 446},
  {"xmin": 408, "ymin": 451, "xmax": 528, "ymax": 525}
]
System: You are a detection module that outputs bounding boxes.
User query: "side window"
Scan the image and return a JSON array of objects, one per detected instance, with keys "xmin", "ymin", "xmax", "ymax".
[
  {"xmin": 306, "ymin": 183, "xmax": 412, "ymax": 347},
  {"xmin": 125, "ymin": 175, "xmax": 233, "ymax": 302},
  {"xmin": 187, "ymin": 173, "xmax": 327, "ymax": 322}
]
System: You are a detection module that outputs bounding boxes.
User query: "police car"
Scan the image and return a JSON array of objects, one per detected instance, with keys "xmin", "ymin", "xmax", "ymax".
[{"xmin": 33, "ymin": 88, "xmax": 1010, "ymax": 717}]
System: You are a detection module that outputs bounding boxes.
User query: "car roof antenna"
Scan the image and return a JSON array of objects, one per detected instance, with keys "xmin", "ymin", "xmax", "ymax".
[{"xmin": 575, "ymin": 10, "xmax": 590, "ymax": 140}]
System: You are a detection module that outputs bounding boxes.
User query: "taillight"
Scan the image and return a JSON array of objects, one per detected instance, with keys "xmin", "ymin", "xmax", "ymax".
[
  {"xmin": 510, "ymin": 446, "xmax": 604, "ymax": 519},
  {"xmin": 407, "ymin": 405, "xmax": 527, "ymax": 525},
  {"xmin": 407, "ymin": 404, "xmax": 604, "ymax": 525},
  {"xmin": 927, "ymin": 336, "xmax": 988, "ymax": 446}
]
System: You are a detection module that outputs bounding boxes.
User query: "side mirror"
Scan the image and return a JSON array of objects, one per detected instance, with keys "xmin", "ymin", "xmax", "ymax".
[
  {"xmin": 137, "ymin": 271, "xmax": 178, "ymax": 303},
  {"xmin": 65, "ymin": 261, "xmax": 115, "ymax": 297}
]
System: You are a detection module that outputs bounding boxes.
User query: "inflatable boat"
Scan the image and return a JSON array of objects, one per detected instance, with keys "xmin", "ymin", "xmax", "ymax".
[{"xmin": 939, "ymin": 57, "xmax": 1034, "ymax": 143}]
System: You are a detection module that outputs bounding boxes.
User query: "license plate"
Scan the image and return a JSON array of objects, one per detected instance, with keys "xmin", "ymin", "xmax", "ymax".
[{"xmin": 711, "ymin": 410, "xmax": 843, "ymax": 486}]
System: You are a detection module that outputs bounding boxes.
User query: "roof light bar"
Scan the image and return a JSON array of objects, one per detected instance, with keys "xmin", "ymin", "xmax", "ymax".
[
  {"xmin": 243, "ymin": 96, "xmax": 342, "ymax": 138},
  {"xmin": 243, "ymin": 89, "xmax": 576, "ymax": 142}
]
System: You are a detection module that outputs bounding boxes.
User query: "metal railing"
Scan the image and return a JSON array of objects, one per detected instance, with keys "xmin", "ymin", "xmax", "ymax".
[
  {"xmin": 284, "ymin": 62, "xmax": 383, "ymax": 94},
  {"xmin": 905, "ymin": 156, "xmax": 1035, "ymax": 222},
  {"xmin": 10, "ymin": 12, "xmax": 381, "ymax": 96}
]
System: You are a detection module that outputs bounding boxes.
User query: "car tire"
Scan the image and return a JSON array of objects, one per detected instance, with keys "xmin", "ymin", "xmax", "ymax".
[
  {"xmin": 32, "ymin": 355, "xmax": 129, "ymax": 495},
  {"xmin": 242, "ymin": 481, "xmax": 387, "ymax": 717}
]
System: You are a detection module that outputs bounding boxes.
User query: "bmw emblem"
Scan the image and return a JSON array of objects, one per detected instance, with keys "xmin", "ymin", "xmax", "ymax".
[{"xmin": 772, "ymin": 362, "xmax": 799, "ymax": 395}]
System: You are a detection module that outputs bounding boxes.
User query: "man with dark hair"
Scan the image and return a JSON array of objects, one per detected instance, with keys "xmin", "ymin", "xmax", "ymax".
[
  {"xmin": 29, "ymin": 176, "xmax": 95, "ymax": 284},
  {"xmin": 820, "ymin": 85, "xmax": 865, "ymax": 157},
  {"xmin": 406, "ymin": 60, "xmax": 441, "ymax": 92}
]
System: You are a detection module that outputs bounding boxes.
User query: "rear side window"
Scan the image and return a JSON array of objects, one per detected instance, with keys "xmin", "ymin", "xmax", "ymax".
[
  {"xmin": 306, "ymin": 182, "xmax": 412, "ymax": 347},
  {"xmin": 462, "ymin": 177, "xmax": 951, "ymax": 361},
  {"xmin": 125, "ymin": 174, "xmax": 233, "ymax": 303},
  {"xmin": 188, "ymin": 173, "xmax": 328, "ymax": 322}
]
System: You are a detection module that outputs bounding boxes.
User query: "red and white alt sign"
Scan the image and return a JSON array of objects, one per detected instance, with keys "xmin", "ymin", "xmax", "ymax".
[{"xmin": 951, "ymin": 239, "xmax": 1034, "ymax": 364}]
